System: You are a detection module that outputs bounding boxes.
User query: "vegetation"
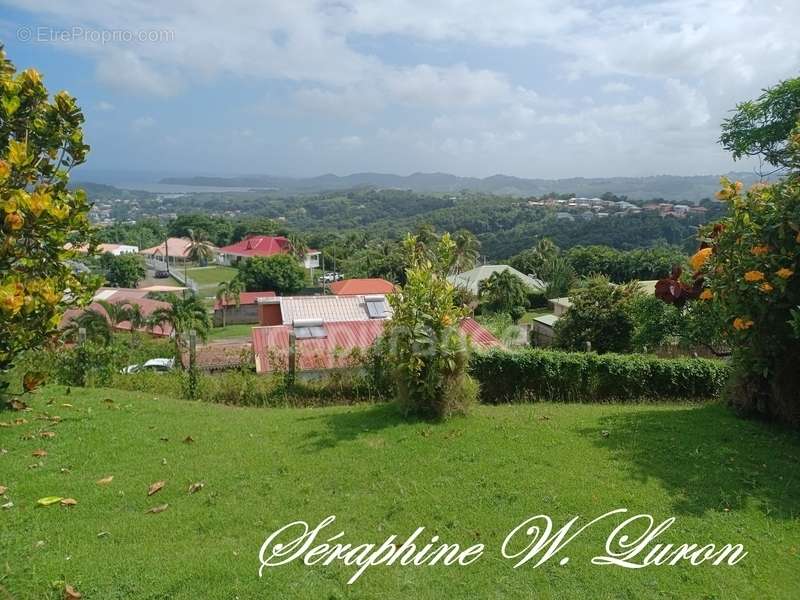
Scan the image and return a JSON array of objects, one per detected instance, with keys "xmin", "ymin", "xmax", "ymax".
[
  {"xmin": 471, "ymin": 348, "xmax": 729, "ymax": 404},
  {"xmin": 3, "ymin": 386, "xmax": 798, "ymax": 598},
  {"xmin": 101, "ymin": 252, "xmax": 146, "ymax": 288},
  {"xmin": 0, "ymin": 46, "xmax": 96, "ymax": 395},
  {"xmin": 554, "ymin": 276, "xmax": 641, "ymax": 353},
  {"xmin": 565, "ymin": 245, "xmax": 686, "ymax": 282},
  {"xmin": 478, "ymin": 269, "xmax": 530, "ymax": 322},
  {"xmin": 720, "ymin": 77, "xmax": 800, "ymax": 173},
  {"xmin": 236, "ymin": 254, "xmax": 306, "ymax": 294},
  {"xmin": 384, "ymin": 234, "xmax": 477, "ymax": 419},
  {"xmin": 215, "ymin": 279, "xmax": 243, "ymax": 328},
  {"xmin": 148, "ymin": 294, "xmax": 211, "ymax": 368}
]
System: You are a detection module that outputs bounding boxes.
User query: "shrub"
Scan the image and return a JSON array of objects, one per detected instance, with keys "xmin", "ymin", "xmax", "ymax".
[{"xmin": 470, "ymin": 348, "xmax": 729, "ymax": 404}]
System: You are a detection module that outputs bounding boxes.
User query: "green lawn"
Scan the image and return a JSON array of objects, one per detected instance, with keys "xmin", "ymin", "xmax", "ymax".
[
  {"xmin": 206, "ymin": 323, "xmax": 253, "ymax": 341},
  {"xmin": 184, "ymin": 265, "xmax": 238, "ymax": 294},
  {"xmin": 1, "ymin": 388, "xmax": 799, "ymax": 598}
]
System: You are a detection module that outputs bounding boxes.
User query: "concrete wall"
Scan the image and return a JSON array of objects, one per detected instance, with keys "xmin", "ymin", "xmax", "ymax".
[{"xmin": 213, "ymin": 304, "xmax": 260, "ymax": 326}]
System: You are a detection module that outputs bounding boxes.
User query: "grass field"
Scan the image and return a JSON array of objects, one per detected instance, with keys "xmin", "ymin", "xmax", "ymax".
[
  {"xmin": 1, "ymin": 388, "xmax": 799, "ymax": 598},
  {"xmin": 206, "ymin": 323, "xmax": 253, "ymax": 341},
  {"xmin": 184, "ymin": 265, "xmax": 238, "ymax": 295}
]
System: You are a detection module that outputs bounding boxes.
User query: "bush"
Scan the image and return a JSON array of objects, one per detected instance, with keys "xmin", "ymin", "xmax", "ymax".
[{"xmin": 470, "ymin": 348, "xmax": 730, "ymax": 403}]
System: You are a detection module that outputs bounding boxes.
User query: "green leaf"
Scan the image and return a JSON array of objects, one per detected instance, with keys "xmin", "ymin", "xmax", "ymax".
[{"xmin": 36, "ymin": 496, "xmax": 63, "ymax": 507}]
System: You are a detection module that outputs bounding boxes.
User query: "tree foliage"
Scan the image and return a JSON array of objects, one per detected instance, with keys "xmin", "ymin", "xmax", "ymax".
[
  {"xmin": 554, "ymin": 276, "xmax": 641, "ymax": 353},
  {"xmin": 384, "ymin": 233, "xmax": 477, "ymax": 419},
  {"xmin": 478, "ymin": 269, "xmax": 529, "ymax": 321},
  {"xmin": 0, "ymin": 46, "xmax": 97, "ymax": 389},
  {"xmin": 236, "ymin": 254, "xmax": 306, "ymax": 294},
  {"xmin": 101, "ymin": 253, "xmax": 146, "ymax": 288},
  {"xmin": 720, "ymin": 77, "xmax": 800, "ymax": 171}
]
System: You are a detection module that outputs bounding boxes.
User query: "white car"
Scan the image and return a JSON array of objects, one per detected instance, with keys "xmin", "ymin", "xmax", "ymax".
[
  {"xmin": 121, "ymin": 358, "xmax": 175, "ymax": 374},
  {"xmin": 319, "ymin": 272, "xmax": 343, "ymax": 283}
]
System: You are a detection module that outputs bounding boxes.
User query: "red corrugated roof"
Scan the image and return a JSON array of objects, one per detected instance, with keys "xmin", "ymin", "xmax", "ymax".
[
  {"xmin": 251, "ymin": 317, "xmax": 500, "ymax": 373},
  {"xmin": 217, "ymin": 235, "xmax": 292, "ymax": 258},
  {"xmin": 213, "ymin": 290, "xmax": 276, "ymax": 310},
  {"xmin": 329, "ymin": 278, "xmax": 395, "ymax": 295}
]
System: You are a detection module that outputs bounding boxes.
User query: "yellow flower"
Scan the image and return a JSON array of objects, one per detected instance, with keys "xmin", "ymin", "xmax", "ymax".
[
  {"xmin": 0, "ymin": 282, "xmax": 24, "ymax": 314},
  {"xmin": 699, "ymin": 289, "xmax": 714, "ymax": 301},
  {"xmin": 690, "ymin": 247, "xmax": 713, "ymax": 271},
  {"xmin": 751, "ymin": 245, "xmax": 770, "ymax": 256},
  {"xmin": 27, "ymin": 190, "xmax": 51, "ymax": 217},
  {"xmin": 4, "ymin": 211, "xmax": 23, "ymax": 231},
  {"xmin": 744, "ymin": 270, "xmax": 765, "ymax": 282},
  {"xmin": 759, "ymin": 282, "xmax": 774, "ymax": 293},
  {"xmin": 776, "ymin": 268, "xmax": 794, "ymax": 279},
  {"xmin": 0, "ymin": 159, "xmax": 9, "ymax": 181},
  {"xmin": 733, "ymin": 318, "xmax": 754, "ymax": 331}
]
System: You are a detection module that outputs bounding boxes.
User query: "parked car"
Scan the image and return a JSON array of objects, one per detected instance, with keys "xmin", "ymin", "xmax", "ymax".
[
  {"xmin": 121, "ymin": 358, "xmax": 175, "ymax": 374},
  {"xmin": 154, "ymin": 269, "xmax": 170, "ymax": 279},
  {"xmin": 318, "ymin": 272, "xmax": 343, "ymax": 283}
]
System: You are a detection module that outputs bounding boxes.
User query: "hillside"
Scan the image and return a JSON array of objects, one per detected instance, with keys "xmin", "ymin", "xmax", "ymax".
[{"xmin": 159, "ymin": 171, "xmax": 772, "ymax": 202}]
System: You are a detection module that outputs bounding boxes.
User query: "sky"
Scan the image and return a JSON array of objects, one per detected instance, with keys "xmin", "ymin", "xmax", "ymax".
[{"xmin": 1, "ymin": 0, "xmax": 799, "ymax": 180}]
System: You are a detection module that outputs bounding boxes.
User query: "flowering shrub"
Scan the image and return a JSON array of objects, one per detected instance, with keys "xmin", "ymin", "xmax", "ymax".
[{"xmin": 659, "ymin": 141, "xmax": 800, "ymax": 423}]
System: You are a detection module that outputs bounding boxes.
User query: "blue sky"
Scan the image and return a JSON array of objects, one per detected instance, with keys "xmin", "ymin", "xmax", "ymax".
[{"xmin": 2, "ymin": 1, "xmax": 798, "ymax": 180}]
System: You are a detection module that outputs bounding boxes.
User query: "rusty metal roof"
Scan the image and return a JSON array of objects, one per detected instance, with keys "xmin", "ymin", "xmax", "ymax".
[{"xmin": 251, "ymin": 317, "xmax": 500, "ymax": 373}]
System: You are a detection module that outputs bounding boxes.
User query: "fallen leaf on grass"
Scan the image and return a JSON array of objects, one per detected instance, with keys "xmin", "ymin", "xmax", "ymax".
[
  {"xmin": 0, "ymin": 485, "xmax": 7, "ymax": 495},
  {"xmin": 40, "ymin": 431, "xmax": 56, "ymax": 438},
  {"xmin": 146, "ymin": 503, "xmax": 169, "ymax": 514},
  {"xmin": 32, "ymin": 449, "xmax": 48, "ymax": 457},
  {"xmin": 0, "ymin": 422, "xmax": 10, "ymax": 427},
  {"xmin": 97, "ymin": 531, "xmax": 110, "ymax": 538},
  {"xmin": 183, "ymin": 435, "xmax": 195, "ymax": 444},
  {"xmin": 64, "ymin": 583, "xmax": 82, "ymax": 599},
  {"xmin": 60, "ymin": 498, "xmax": 77, "ymax": 507},
  {"xmin": 23, "ymin": 371, "xmax": 46, "ymax": 392},
  {"xmin": 188, "ymin": 482, "xmax": 204, "ymax": 494},
  {"xmin": 1, "ymin": 501, "xmax": 13, "ymax": 509},
  {"xmin": 13, "ymin": 418, "xmax": 27, "ymax": 425},
  {"xmin": 9, "ymin": 399, "xmax": 28, "ymax": 411},
  {"xmin": 96, "ymin": 475, "xmax": 114, "ymax": 485},
  {"xmin": 61, "ymin": 403, "xmax": 73, "ymax": 408},
  {"xmin": 147, "ymin": 480, "xmax": 165, "ymax": 496},
  {"xmin": 36, "ymin": 496, "xmax": 63, "ymax": 507}
]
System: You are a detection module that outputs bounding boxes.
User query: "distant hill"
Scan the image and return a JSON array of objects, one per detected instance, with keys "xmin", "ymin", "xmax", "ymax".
[{"xmin": 158, "ymin": 171, "xmax": 770, "ymax": 202}]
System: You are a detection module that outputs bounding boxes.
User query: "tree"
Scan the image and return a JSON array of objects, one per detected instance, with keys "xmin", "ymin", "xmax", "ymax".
[
  {"xmin": 0, "ymin": 46, "xmax": 96, "ymax": 394},
  {"xmin": 103, "ymin": 253, "xmax": 145, "ymax": 288},
  {"xmin": 383, "ymin": 233, "xmax": 477, "ymax": 420},
  {"xmin": 236, "ymin": 254, "xmax": 305, "ymax": 294},
  {"xmin": 215, "ymin": 279, "xmax": 243, "ymax": 327},
  {"xmin": 720, "ymin": 77, "xmax": 800, "ymax": 173},
  {"xmin": 541, "ymin": 255, "xmax": 577, "ymax": 299},
  {"xmin": 185, "ymin": 228, "xmax": 215, "ymax": 265},
  {"xmin": 554, "ymin": 276, "xmax": 641, "ymax": 353},
  {"xmin": 286, "ymin": 233, "xmax": 309, "ymax": 261},
  {"xmin": 479, "ymin": 269, "xmax": 530, "ymax": 321},
  {"xmin": 148, "ymin": 293, "xmax": 210, "ymax": 368},
  {"xmin": 449, "ymin": 229, "xmax": 480, "ymax": 274}
]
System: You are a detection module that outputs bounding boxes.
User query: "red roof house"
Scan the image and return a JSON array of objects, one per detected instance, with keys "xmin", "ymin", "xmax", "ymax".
[
  {"xmin": 217, "ymin": 235, "xmax": 320, "ymax": 268},
  {"xmin": 329, "ymin": 278, "xmax": 395, "ymax": 295},
  {"xmin": 251, "ymin": 317, "xmax": 500, "ymax": 374}
]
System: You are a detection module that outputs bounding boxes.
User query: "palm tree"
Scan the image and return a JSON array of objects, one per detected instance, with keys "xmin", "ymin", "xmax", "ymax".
[
  {"xmin": 450, "ymin": 229, "xmax": 480, "ymax": 275},
  {"xmin": 287, "ymin": 233, "xmax": 309, "ymax": 262},
  {"xmin": 543, "ymin": 256, "xmax": 577, "ymax": 299},
  {"xmin": 148, "ymin": 293, "xmax": 211, "ymax": 368},
  {"xmin": 61, "ymin": 309, "xmax": 113, "ymax": 344},
  {"xmin": 96, "ymin": 299, "xmax": 130, "ymax": 331},
  {"xmin": 215, "ymin": 279, "xmax": 243, "ymax": 328},
  {"xmin": 121, "ymin": 301, "xmax": 146, "ymax": 340},
  {"xmin": 185, "ymin": 228, "xmax": 215, "ymax": 265},
  {"xmin": 479, "ymin": 269, "xmax": 529, "ymax": 321}
]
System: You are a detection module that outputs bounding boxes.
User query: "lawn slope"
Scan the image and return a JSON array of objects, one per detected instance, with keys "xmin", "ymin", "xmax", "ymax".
[{"xmin": 1, "ymin": 388, "xmax": 799, "ymax": 599}]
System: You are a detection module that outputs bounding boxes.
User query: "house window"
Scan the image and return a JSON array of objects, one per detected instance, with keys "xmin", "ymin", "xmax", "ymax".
[{"xmin": 365, "ymin": 296, "xmax": 388, "ymax": 318}]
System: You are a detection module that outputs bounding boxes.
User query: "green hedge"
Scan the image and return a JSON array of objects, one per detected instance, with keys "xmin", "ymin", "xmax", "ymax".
[{"xmin": 470, "ymin": 348, "xmax": 730, "ymax": 403}]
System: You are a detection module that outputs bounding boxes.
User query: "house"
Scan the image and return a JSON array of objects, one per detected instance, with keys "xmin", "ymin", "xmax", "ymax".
[
  {"xmin": 556, "ymin": 212, "xmax": 574, "ymax": 221},
  {"xmin": 140, "ymin": 238, "xmax": 207, "ymax": 264},
  {"xmin": 60, "ymin": 287, "xmax": 173, "ymax": 337},
  {"xmin": 329, "ymin": 278, "xmax": 395, "ymax": 296},
  {"xmin": 256, "ymin": 294, "xmax": 392, "ymax": 326},
  {"xmin": 213, "ymin": 291, "xmax": 276, "ymax": 326},
  {"xmin": 447, "ymin": 265, "xmax": 546, "ymax": 296},
  {"xmin": 66, "ymin": 242, "xmax": 139, "ymax": 255},
  {"xmin": 251, "ymin": 317, "xmax": 500, "ymax": 374},
  {"xmin": 549, "ymin": 297, "xmax": 573, "ymax": 316},
  {"xmin": 531, "ymin": 313, "xmax": 560, "ymax": 346},
  {"xmin": 216, "ymin": 235, "xmax": 321, "ymax": 269}
]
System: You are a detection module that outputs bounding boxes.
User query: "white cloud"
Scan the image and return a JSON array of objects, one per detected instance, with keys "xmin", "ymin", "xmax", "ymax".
[
  {"xmin": 96, "ymin": 100, "xmax": 115, "ymax": 111},
  {"xmin": 130, "ymin": 116, "xmax": 155, "ymax": 131},
  {"xmin": 601, "ymin": 82, "xmax": 632, "ymax": 94}
]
